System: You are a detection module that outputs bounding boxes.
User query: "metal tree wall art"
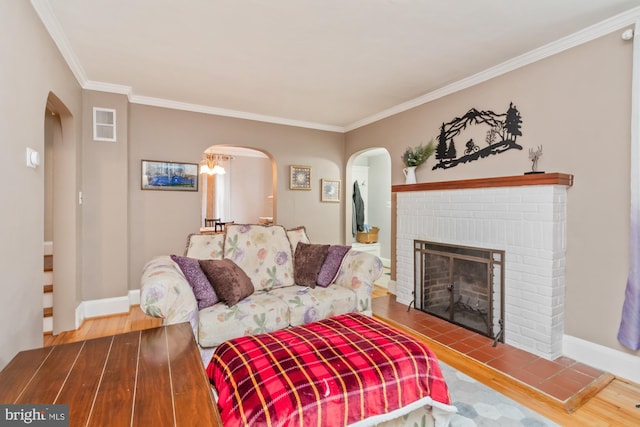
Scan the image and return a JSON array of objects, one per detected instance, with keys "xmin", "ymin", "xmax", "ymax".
[{"xmin": 433, "ymin": 103, "xmax": 523, "ymax": 170}]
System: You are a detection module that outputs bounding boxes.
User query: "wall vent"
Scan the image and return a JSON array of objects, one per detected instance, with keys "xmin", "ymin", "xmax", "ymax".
[{"xmin": 93, "ymin": 107, "xmax": 116, "ymax": 142}]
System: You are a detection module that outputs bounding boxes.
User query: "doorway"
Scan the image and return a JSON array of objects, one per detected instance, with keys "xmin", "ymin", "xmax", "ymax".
[
  {"xmin": 44, "ymin": 92, "xmax": 79, "ymax": 336},
  {"xmin": 199, "ymin": 146, "xmax": 277, "ymax": 227},
  {"xmin": 346, "ymin": 148, "xmax": 391, "ymax": 268}
]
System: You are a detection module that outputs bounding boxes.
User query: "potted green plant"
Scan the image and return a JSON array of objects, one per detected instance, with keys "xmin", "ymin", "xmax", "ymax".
[{"xmin": 401, "ymin": 140, "xmax": 435, "ymax": 184}]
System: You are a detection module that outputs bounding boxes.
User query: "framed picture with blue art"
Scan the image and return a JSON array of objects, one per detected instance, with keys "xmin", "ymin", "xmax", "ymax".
[
  {"xmin": 321, "ymin": 179, "xmax": 340, "ymax": 202},
  {"xmin": 141, "ymin": 160, "xmax": 198, "ymax": 191}
]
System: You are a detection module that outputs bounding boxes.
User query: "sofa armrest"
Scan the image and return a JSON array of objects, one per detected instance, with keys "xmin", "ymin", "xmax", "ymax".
[
  {"xmin": 139, "ymin": 256, "xmax": 199, "ymax": 334},
  {"xmin": 333, "ymin": 250, "xmax": 383, "ymax": 315}
]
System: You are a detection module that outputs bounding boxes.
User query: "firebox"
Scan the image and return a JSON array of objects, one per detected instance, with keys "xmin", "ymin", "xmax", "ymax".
[{"xmin": 412, "ymin": 240, "xmax": 505, "ymax": 344}]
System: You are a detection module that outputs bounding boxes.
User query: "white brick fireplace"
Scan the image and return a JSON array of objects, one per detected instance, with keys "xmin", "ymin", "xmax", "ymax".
[{"xmin": 394, "ymin": 174, "xmax": 573, "ymax": 360}]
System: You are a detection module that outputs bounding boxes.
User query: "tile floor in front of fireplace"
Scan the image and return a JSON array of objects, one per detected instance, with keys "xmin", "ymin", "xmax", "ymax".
[{"xmin": 371, "ymin": 293, "xmax": 606, "ymax": 403}]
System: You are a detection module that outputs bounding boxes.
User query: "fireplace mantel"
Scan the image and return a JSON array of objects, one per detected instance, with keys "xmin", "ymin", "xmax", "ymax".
[
  {"xmin": 392, "ymin": 172, "xmax": 573, "ymax": 193},
  {"xmin": 394, "ymin": 175, "xmax": 571, "ymax": 359}
]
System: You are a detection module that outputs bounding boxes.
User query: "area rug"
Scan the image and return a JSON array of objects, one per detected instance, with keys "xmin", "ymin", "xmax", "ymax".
[{"xmin": 439, "ymin": 361, "xmax": 560, "ymax": 427}]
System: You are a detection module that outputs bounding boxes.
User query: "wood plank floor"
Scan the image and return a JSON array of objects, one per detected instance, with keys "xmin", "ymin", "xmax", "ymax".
[{"xmin": 44, "ymin": 299, "xmax": 640, "ymax": 426}]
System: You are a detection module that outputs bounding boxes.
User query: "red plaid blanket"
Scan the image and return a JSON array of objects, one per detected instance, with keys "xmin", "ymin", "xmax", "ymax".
[{"xmin": 207, "ymin": 312, "xmax": 453, "ymax": 427}]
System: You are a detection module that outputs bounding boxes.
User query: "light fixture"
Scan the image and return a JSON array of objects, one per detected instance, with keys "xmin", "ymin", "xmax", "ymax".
[{"xmin": 200, "ymin": 153, "xmax": 226, "ymax": 175}]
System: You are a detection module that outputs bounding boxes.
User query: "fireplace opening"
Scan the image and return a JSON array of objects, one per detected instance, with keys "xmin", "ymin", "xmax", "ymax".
[{"xmin": 412, "ymin": 240, "xmax": 505, "ymax": 344}]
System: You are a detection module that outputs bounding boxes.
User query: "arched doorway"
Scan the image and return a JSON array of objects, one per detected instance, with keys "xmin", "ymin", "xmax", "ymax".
[
  {"xmin": 199, "ymin": 146, "xmax": 277, "ymax": 227},
  {"xmin": 44, "ymin": 92, "xmax": 79, "ymax": 336},
  {"xmin": 345, "ymin": 148, "xmax": 392, "ymax": 284}
]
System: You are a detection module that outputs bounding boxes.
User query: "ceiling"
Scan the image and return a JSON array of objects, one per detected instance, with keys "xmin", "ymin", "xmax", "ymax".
[{"xmin": 32, "ymin": 0, "xmax": 640, "ymax": 132}]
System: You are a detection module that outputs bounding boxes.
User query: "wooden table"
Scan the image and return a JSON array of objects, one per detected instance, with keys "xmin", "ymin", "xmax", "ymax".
[{"xmin": 0, "ymin": 323, "xmax": 221, "ymax": 426}]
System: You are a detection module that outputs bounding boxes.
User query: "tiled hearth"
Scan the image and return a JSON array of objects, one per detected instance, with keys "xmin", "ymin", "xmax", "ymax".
[{"xmin": 372, "ymin": 294, "xmax": 613, "ymax": 412}]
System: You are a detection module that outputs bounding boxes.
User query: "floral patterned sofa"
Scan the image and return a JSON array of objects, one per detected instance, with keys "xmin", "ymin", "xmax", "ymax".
[{"xmin": 139, "ymin": 224, "xmax": 383, "ymax": 349}]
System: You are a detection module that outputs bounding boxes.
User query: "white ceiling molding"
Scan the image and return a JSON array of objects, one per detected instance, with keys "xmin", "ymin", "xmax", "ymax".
[
  {"xmin": 30, "ymin": 1, "xmax": 640, "ymax": 134},
  {"xmin": 127, "ymin": 94, "xmax": 344, "ymax": 133},
  {"xmin": 344, "ymin": 6, "xmax": 640, "ymax": 132},
  {"xmin": 84, "ymin": 81, "xmax": 131, "ymax": 96},
  {"xmin": 30, "ymin": 0, "xmax": 88, "ymax": 87}
]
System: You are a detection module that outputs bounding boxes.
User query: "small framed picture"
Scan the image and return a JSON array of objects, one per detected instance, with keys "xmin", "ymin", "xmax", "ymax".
[
  {"xmin": 141, "ymin": 160, "xmax": 198, "ymax": 191},
  {"xmin": 290, "ymin": 165, "xmax": 311, "ymax": 190},
  {"xmin": 321, "ymin": 179, "xmax": 341, "ymax": 202}
]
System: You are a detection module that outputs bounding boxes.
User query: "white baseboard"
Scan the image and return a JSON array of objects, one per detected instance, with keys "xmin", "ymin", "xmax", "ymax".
[
  {"xmin": 74, "ymin": 290, "xmax": 142, "ymax": 329},
  {"xmin": 563, "ymin": 334, "xmax": 640, "ymax": 385},
  {"xmin": 128, "ymin": 289, "xmax": 140, "ymax": 305}
]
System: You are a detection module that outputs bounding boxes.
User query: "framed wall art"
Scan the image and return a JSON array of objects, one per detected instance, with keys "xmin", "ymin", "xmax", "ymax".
[
  {"xmin": 290, "ymin": 165, "xmax": 311, "ymax": 190},
  {"xmin": 321, "ymin": 179, "xmax": 341, "ymax": 202},
  {"xmin": 141, "ymin": 160, "xmax": 198, "ymax": 191}
]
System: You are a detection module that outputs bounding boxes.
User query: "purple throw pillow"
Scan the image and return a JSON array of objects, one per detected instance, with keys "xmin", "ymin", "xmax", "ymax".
[
  {"xmin": 316, "ymin": 245, "xmax": 351, "ymax": 287},
  {"xmin": 171, "ymin": 255, "xmax": 219, "ymax": 309}
]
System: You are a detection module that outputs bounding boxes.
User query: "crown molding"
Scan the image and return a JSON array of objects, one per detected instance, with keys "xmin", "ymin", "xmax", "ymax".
[
  {"xmin": 31, "ymin": 1, "xmax": 640, "ymax": 134},
  {"xmin": 30, "ymin": 0, "xmax": 88, "ymax": 86},
  {"xmin": 84, "ymin": 80, "xmax": 131, "ymax": 95},
  {"xmin": 127, "ymin": 94, "xmax": 344, "ymax": 132},
  {"xmin": 344, "ymin": 6, "xmax": 640, "ymax": 132}
]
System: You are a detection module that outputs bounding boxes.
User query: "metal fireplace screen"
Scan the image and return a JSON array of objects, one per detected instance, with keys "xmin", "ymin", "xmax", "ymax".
[{"xmin": 413, "ymin": 240, "xmax": 505, "ymax": 343}]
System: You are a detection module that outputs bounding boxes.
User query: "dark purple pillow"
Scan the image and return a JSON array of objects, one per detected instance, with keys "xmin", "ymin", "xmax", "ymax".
[
  {"xmin": 170, "ymin": 255, "xmax": 219, "ymax": 309},
  {"xmin": 199, "ymin": 259, "xmax": 255, "ymax": 307},
  {"xmin": 316, "ymin": 245, "xmax": 351, "ymax": 287},
  {"xmin": 294, "ymin": 243, "xmax": 330, "ymax": 288}
]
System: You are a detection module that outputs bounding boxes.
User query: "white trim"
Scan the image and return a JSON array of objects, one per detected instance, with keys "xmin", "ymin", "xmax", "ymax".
[
  {"xmin": 345, "ymin": 6, "xmax": 640, "ymax": 131},
  {"xmin": 74, "ymin": 290, "xmax": 141, "ymax": 329},
  {"xmin": 30, "ymin": 0, "xmax": 88, "ymax": 86},
  {"xmin": 92, "ymin": 107, "xmax": 117, "ymax": 142},
  {"xmin": 129, "ymin": 289, "xmax": 140, "ymax": 306},
  {"xmin": 85, "ymin": 80, "xmax": 131, "ymax": 95},
  {"xmin": 74, "ymin": 304, "xmax": 84, "ymax": 329},
  {"xmin": 128, "ymin": 94, "xmax": 344, "ymax": 133},
  {"xmin": 43, "ymin": 241, "xmax": 53, "ymax": 256},
  {"xmin": 563, "ymin": 334, "xmax": 640, "ymax": 385},
  {"xmin": 32, "ymin": 0, "xmax": 640, "ymax": 133}
]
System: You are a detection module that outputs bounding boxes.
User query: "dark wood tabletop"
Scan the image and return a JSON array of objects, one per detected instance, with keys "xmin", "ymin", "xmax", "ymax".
[{"xmin": 0, "ymin": 322, "xmax": 221, "ymax": 426}]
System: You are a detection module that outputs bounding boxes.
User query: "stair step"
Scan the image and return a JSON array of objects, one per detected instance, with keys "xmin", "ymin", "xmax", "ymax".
[
  {"xmin": 43, "ymin": 307, "xmax": 53, "ymax": 318},
  {"xmin": 43, "ymin": 284, "xmax": 53, "ymax": 294},
  {"xmin": 44, "ymin": 255, "xmax": 53, "ymax": 272},
  {"xmin": 43, "ymin": 316, "xmax": 53, "ymax": 334}
]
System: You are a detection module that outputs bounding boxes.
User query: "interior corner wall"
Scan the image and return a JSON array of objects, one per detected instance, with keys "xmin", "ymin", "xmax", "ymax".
[
  {"xmin": 127, "ymin": 104, "xmax": 345, "ymax": 290},
  {"xmin": 82, "ymin": 91, "xmax": 129, "ymax": 301},
  {"xmin": 0, "ymin": 2, "xmax": 83, "ymax": 369},
  {"xmin": 345, "ymin": 29, "xmax": 635, "ymax": 357}
]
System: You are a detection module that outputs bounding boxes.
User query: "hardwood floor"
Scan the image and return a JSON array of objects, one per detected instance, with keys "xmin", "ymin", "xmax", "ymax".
[
  {"xmin": 43, "ymin": 305, "xmax": 162, "ymax": 347},
  {"xmin": 44, "ymin": 301, "xmax": 640, "ymax": 426}
]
